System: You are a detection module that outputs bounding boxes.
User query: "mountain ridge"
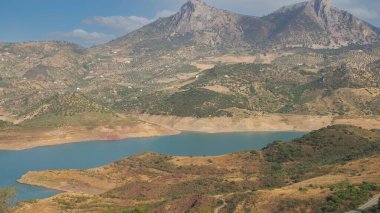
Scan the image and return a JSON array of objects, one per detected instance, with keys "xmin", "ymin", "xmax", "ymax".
[{"xmin": 106, "ymin": 0, "xmax": 379, "ymax": 50}]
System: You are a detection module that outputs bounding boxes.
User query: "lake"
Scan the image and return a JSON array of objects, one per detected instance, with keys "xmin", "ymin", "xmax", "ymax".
[{"xmin": 0, "ymin": 131, "xmax": 305, "ymax": 201}]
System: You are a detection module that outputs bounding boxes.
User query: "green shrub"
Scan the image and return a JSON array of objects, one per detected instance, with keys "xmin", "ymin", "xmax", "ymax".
[{"xmin": 320, "ymin": 182, "xmax": 378, "ymax": 212}]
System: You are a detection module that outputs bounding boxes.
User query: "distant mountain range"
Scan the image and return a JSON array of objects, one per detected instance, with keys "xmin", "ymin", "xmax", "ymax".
[{"xmin": 108, "ymin": 0, "xmax": 380, "ymax": 50}]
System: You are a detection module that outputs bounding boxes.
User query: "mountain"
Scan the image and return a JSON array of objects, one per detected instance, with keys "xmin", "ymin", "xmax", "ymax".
[
  {"xmin": 106, "ymin": 0, "xmax": 266, "ymax": 50},
  {"xmin": 105, "ymin": 0, "xmax": 379, "ymax": 51},
  {"xmin": 264, "ymin": 0, "xmax": 380, "ymax": 48},
  {"xmin": 166, "ymin": 0, "xmax": 250, "ymax": 48}
]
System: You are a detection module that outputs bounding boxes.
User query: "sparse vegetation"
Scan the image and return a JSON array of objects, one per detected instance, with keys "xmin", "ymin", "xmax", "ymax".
[
  {"xmin": 0, "ymin": 120, "xmax": 13, "ymax": 129},
  {"xmin": 317, "ymin": 181, "xmax": 378, "ymax": 212},
  {"xmin": 261, "ymin": 125, "xmax": 380, "ymax": 186},
  {"xmin": 149, "ymin": 88, "xmax": 247, "ymax": 117},
  {"xmin": 0, "ymin": 187, "xmax": 15, "ymax": 213}
]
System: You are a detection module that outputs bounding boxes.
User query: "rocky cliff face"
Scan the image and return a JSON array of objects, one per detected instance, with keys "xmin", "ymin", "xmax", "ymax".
[
  {"xmin": 169, "ymin": 0, "xmax": 228, "ymax": 34},
  {"xmin": 165, "ymin": 0, "xmax": 251, "ymax": 48}
]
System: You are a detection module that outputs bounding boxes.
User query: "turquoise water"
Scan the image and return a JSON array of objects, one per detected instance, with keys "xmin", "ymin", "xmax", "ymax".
[{"xmin": 0, "ymin": 131, "xmax": 305, "ymax": 201}]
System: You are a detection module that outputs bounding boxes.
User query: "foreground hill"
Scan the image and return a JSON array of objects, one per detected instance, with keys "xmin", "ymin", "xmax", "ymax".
[{"xmin": 16, "ymin": 125, "xmax": 380, "ymax": 212}]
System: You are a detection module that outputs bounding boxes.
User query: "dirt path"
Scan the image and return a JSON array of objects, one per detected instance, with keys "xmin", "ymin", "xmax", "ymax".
[
  {"xmin": 214, "ymin": 200, "xmax": 226, "ymax": 213},
  {"xmin": 347, "ymin": 194, "xmax": 380, "ymax": 212}
]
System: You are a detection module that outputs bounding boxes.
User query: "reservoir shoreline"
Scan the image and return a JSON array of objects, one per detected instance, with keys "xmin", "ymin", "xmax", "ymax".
[
  {"xmin": 1, "ymin": 131, "xmax": 306, "ymax": 202},
  {"xmin": 1, "ymin": 114, "xmax": 379, "ymax": 151}
]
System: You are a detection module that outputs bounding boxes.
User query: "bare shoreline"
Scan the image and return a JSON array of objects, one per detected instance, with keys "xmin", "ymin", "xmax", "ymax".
[
  {"xmin": 139, "ymin": 114, "xmax": 380, "ymax": 133},
  {"xmin": 1, "ymin": 114, "xmax": 380, "ymax": 151},
  {"xmin": 0, "ymin": 122, "xmax": 180, "ymax": 151}
]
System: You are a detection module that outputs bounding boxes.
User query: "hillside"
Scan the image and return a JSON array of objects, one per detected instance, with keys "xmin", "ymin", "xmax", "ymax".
[
  {"xmin": 16, "ymin": 125, "xmax": 380, "ymax": 212},
  {"xmin": 0, "ymin": 92, "xmax": 178, "ymax": 151},
  {"xmin": 2, "ymin": 45, "xmax": 380, "ymax": 130},
  {"xmin": 132, "ymin": 60, "xmax": 380, "ymax": 117},
  {"xmin": 0, "ymin": 41, "xmax": 87, "ymax": 115}
]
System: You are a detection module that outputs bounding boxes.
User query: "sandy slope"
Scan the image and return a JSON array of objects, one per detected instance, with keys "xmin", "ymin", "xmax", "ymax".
[
  {"xmin": 0, "ymin": 123, "xmax": 179, "ymax": 151},
  {"xmin": 139, "ymin": 114, "xmax": 380, "ymax": 133}
]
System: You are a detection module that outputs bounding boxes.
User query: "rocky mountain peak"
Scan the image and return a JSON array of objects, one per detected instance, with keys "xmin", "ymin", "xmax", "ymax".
[
  {"xmin": 179, "ymin": 0, "xmax": 209, "ymax": 15},
  {"xmin": 169, "ymin": 0, "xmax": 228, "ymax": 34},
  {"xmin": 308, "ymin": 0, "xmax": 333, "ymax": 16},
  {"xmin": 306, "ymin": 0, "xmax": 334, "ymax": 18},
  {"xmin": 187, "ymin": 0, "xmax": 205, "ymax": 7}
]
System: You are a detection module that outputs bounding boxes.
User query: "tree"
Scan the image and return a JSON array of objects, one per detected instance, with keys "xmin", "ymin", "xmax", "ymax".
[
  {"xmin": 0, "ymin": 187, "xmax": 16, "ymax": 213},
  {"xmin": 378, "ymin": 197, "xmax": 380, "ymax": 210}
]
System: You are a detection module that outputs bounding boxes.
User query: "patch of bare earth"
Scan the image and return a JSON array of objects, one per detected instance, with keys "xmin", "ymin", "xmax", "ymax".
[
  {"xmin": 139, "ymin": 114, "xmax": 380, "ymax": 133},
  {"xmin": 0, "ymin": 123, "xmax": 179, "ymax": 150},
  {"xmin": 203, "ymin": 85, "xmax": 233, "ymax": 95}
]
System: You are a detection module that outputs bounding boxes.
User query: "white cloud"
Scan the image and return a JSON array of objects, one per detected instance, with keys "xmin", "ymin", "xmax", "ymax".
[
  {"xmin": 83, "ymin": 10, "xmax": 176, "ymax": 35},
  {"xmin": 82, "ymin": 16, "xmax": 151, "ymax": 34},
  {"xmin": 48, "ymin": 9, "xmax": 176, "ymax": 46},
  {"xmin": 50, "ymin": 29, "xmax": 115, "ymax": 46},
  {"xmin": 333, "ymin": 0, "xmax": 380, "ymax": 22},
  {"xmin": 349, "ymin": 8, "xmax": 379, "ymax": 20},
  {"xmin": 155, "ymin": 10, "xmax": 177, "ymax": 19}
]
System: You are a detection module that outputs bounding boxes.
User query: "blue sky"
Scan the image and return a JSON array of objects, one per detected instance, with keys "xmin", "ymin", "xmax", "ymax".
[{"xmin": 0, "ymin": 0, "xmax": 379, "ymax": 47}]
